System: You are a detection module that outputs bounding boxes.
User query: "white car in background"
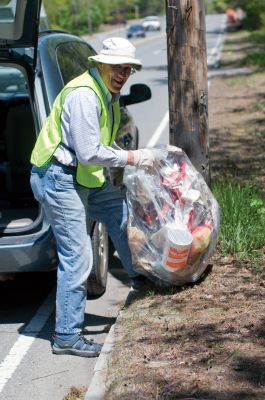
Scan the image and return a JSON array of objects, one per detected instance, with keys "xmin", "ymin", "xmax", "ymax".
[{"xmin": 142, "ymin": 16, "xmax": 161, "ymax": 31}]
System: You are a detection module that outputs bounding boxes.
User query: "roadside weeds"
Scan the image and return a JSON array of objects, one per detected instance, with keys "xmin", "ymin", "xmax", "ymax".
[
  {"xmin": 64, "ymin": 28, "xmax": 265, "ymax": 400},
  {"xmin": 63, "ymin": 386, "xmax": 86, "ymax": 400},
  {"xmin": 104, "ymin": 30, "xmax": 265, "ymax": 400}
]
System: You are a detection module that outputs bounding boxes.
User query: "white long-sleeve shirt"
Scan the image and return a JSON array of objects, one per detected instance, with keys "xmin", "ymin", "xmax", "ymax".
[{"xmin": 54, "ymin": 68, "xmax": 128, "ymax": 168}]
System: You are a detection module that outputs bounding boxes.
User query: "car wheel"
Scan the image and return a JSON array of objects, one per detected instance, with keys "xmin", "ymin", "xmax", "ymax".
[{"xmin": 87, "ymin": 222, "xmax": 108, "ymax": 298}]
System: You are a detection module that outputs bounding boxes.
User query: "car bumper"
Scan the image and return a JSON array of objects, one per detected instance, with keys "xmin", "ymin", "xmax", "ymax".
[
  {"xmin": 0, "ymin": 223, "xmax": 58, "ymax": 273},
  {"xmin": 127, "ymin": 33, "xmax": 145, "ymax": 38}
]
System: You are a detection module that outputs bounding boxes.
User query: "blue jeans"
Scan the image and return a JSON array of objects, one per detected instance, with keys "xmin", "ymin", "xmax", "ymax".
[{"xmin": 30, "ymin": 163, "xmax": 137, "ymax": 334}]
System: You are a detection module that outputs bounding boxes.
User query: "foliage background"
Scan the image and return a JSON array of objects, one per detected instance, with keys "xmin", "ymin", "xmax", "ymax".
[
  {"xmin": 43, "ymin": 0, "xmax": 166, "ymax": 35},
  {"xmin": 42, "ymin": 0, "xmax": 265, "ymax": 36},
  {"xmin": 205, "ymin": 0, "xmax": 265, "ymax": 30}
]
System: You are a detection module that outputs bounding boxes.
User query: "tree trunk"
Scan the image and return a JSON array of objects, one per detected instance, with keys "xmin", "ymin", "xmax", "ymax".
[{"xmin": 166, "ymin": 0, "xmax": 210, "ymax": 184}]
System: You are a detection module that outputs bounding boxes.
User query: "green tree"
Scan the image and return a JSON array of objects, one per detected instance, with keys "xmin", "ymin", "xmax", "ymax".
[
  {"xmin": 223, "ymin": 0, "xmax": 265, "ymax": 30},
  {"xmin": 205, "ymin": 0, "xmax": 265, "ymax": 30},
  {"xmin": 44, "ymin": 0, "xmax": 104, "ymax": 34},
  {"xmin": 238, "ymin": 0, "xmax": 265, "ymax": 30},
  {"xmin": 205, "ymin": 0, "xmax": 227, "ymax": 14},
  {"xmin": 43, "ymin": 0, "xmax": 166, "ymax": 35},
  {"xmin": 137, "ymin": 0, "xmax": 165, "ymax": 16}
]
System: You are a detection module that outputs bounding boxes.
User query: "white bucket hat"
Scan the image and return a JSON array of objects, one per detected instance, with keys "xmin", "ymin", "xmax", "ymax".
[{"xmin": 88, "ymin": 37, "xmax": 142, "ymax": 70}]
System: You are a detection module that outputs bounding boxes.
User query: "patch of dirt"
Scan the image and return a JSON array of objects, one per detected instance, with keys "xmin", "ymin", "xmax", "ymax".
[
  {"xmin": 63, "ymin": 386, "xmax": 86, "ymax": 400},
  {"xmin": 105, "ymin": 31, "xmax": 265, "ymax": 400}
]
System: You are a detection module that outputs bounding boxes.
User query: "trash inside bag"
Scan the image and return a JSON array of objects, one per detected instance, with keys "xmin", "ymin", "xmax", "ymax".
[{"xmin": 124, "ymin": 145, "xmax": 220, "ymax": 286}]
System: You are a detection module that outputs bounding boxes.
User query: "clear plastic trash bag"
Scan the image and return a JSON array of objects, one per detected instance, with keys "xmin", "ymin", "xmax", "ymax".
[{"xmin": 123, "ymin": 145, "xmax": 220, "ymax": 286}]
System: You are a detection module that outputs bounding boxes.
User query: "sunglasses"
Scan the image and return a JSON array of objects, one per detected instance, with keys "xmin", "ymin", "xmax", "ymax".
[{"xmin": 110, "ymin": 64, "xmax": 136, "ymax": 76}]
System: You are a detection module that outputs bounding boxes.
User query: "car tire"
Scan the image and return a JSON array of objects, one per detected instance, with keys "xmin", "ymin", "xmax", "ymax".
[
  {"xmin": 132, "ymin": 127, "xmax": 139, "ymax": 149},
  {"xmin": 87, "ymin": 222, "xmax": 108, "ymax": 298}
]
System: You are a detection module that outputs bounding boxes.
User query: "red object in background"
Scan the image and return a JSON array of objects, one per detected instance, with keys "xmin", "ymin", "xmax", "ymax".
[{"xmin": 226, "ymin": 8, "xmax": 237, "ymax": 24}]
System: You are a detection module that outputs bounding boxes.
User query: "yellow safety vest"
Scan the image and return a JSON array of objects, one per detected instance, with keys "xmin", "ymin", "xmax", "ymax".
[{"xmin": 31, "ymin": 71, "xmax": 120, "ymax": 188}]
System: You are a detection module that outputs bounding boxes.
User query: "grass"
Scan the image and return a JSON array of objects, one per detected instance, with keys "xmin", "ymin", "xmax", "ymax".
[
  {"xmin": 213, "ymin": 28, "xmax": 265, "ymax": 269},
  {"xmin": 220, "ymin": 29, "xmax": 265, "ymax": 70},
  {"xmin": 226, "ymin": 70, "xmax": 264, "ymax": 88},
  {"xmin": 213, "ymin": 178, "xmax": 265, "ymax": 264},
  {"xmin": 243, "ymin": 52, "xmax": 265, "ymax": 68},
  {"xmin": 249, "ymin": 30, "xmax": 265, "ymax": 45},
  {"xmin": 253, "ymin": 100, "xmax": 265, "ymax": 112},
  {"xmin": 242, "ymin": 29, "xmax": 265, "ymax": 68}
]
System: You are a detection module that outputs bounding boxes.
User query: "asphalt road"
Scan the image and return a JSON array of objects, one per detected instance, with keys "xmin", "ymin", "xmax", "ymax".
[
  {"xmin": 0, "ymin": 258, "xmax": 130, "ymax": 400},
  {"xmin": 0, "ymin": 13, "xmax": 227, "ymax": 400}
]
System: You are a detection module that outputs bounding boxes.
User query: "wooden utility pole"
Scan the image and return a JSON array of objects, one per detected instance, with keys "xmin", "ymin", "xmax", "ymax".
[{"xmin": 166, "ymin": 0, "xmax": 209, "ymax": 184}]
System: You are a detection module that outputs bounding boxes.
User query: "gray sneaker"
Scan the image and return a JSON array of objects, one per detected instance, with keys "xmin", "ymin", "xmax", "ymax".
[{"xmin": 52, "ymin": 333, "xmax": 102, "ymax": 358}]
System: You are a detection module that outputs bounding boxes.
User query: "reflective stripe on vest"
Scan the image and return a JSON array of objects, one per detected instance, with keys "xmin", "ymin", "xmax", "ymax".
[{"xmin": 30, "ymin": 71, "xmax": 120, "ymax": 188}]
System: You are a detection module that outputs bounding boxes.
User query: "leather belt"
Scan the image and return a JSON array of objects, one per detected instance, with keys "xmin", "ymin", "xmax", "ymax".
[{"xmin": 51, "ymin": 157, "xmax": 77, "ymax": 171}]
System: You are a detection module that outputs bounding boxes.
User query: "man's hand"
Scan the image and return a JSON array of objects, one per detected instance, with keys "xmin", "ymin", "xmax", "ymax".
[{"xmin": 128, "ymin": 149, "xmax": 155, "ymax": 168}]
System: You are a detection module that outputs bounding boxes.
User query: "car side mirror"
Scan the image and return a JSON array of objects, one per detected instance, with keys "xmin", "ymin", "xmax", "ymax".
[{"xmin": 121, "ymin": 84, "xmax": 151, "ymax": 107}]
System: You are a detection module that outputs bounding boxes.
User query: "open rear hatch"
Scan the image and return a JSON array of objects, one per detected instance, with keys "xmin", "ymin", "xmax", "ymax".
[
  {"xmin": 0, "ymin": 0, "xmax": 41, "ymax": 47},
  {"xmin": 0, "ymin": 1, "xmax": 42, "ymax": 233},
  {"xmin": 0, "ymin": 66, "xmax": 39, "ymax": 233}
]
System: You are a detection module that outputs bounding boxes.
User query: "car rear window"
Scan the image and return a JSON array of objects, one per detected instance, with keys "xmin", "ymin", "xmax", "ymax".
[
  {"xmin": 129, "ymin": 25, "xmax": 143, "ymax": 31},
  {"xmin": 56, "ymin": 41, "xmax": 96, "ymax": 85}
]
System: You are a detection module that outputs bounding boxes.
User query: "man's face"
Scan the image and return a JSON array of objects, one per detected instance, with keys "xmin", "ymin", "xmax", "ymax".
[{"xmin": 98, "ymin": 63, "xmax": 133, "ymax": 94}]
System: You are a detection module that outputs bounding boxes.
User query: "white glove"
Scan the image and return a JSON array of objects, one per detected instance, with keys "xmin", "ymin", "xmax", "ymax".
[{"xmin": 131, "ymin": 149, "xmax": 155, "ymax": 168}]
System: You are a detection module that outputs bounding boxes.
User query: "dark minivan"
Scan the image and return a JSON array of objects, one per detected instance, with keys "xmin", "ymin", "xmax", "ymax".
[{"xmin": 0, "ymin": 1, "xmax": 151, "ymax": 295}]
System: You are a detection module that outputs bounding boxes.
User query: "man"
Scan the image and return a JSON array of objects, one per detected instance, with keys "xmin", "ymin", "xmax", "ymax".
[{"xmin": 30, "ymin": 37, "xmax": 155, "ymax": 358}]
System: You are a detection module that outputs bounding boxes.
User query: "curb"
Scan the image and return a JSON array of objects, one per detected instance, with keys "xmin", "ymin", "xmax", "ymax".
[
  {"xmin": 84, "ymin": 323, "xmax": 116, "ymax": 400},
  {"xmin": 85, "ymin": 290, "xmax": 136, "ymax": 400}
]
